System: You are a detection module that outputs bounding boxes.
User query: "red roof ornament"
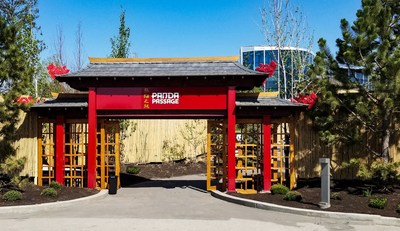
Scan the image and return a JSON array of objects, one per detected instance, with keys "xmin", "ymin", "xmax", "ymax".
[
  {"xmin": 16, "ymin": 95, "xmax": 35, "ymax": 104},
  {"xmin": 47, "ymin": 63, "xmax": 70, "ymax": 79},
  {"xmin": 255, "ymin": 60, "xmax": 277, "ymax": 77},
  {"xmin": 292, "ymin": 91, "xmax": 318, "ymax": 109}
]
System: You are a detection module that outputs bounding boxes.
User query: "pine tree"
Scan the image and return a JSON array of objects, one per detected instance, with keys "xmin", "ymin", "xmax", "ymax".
[
  {"xmin": 110, "ymin": 9, "xmax": 131, "ymax": 58},
  {"xmin": 0, "ymin": 0, "xmax": 42, "ymax": 162},
  {"xmin": 307, "ymin": 0, "xmax": 400, "ymax": 162}
]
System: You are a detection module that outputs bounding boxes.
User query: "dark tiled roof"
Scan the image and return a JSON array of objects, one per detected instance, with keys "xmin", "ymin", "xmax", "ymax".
[
  {"xmin": 236, "ymin": 96, "xmax": 307, "ymax": 107},
  {"xmin": 31, "ymin": 93, "xmax": 88, "ymax": 109},
  {"xmin": 64, "ymin": 61, "xmax": 262, "ymax": 77}
]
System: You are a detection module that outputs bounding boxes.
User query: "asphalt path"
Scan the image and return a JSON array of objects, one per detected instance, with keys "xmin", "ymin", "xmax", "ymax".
[{"xmin": 1, "ymin": 175, "xmax": 399, "ymax": 231}]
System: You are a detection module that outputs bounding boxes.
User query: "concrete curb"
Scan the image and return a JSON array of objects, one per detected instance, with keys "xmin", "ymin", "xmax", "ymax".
[
  {"xmin": 211, "ymin": 190, "xmax": 400, "ymax": 226},
  {"xmin": 0, "ymin": 190, "xmax": 108, "ymax": 214}
]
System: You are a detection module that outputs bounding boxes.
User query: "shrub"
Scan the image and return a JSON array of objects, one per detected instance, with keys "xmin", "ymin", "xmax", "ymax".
[
  {"xmin": 368, "ymin": 197, "xmax": 387, "ymax": 209},
  {"xmin": 330, "ymin": 192, "xmax": 341, "ymax": 200},
  {"xmin": 126, "ymin": 165, "xmax": 141, "ymax": 175},
  {"xmin": 49, "ymin": 181, "xmax": 62, "ymax": 190},
  {"xmin": 284, "ymin": 191, "xmax": 302, "ymax": 201},
  {"xmin": 397, "ymin": 203, "xmax": 400, "ymax": 213},
  {"xmin": 2, "ymin": 190, "xmax": 22, "ymax": 201},
  {"xmin": 362, "ymin": 188, "xmax": 372, "ymax": 197},
  {"xmin": 41, "ymin": 187, "xmax": 58, "ymax": 197},
  {"xmin": 270, "ymin": 184, "xmax": 289, "ymax": 195},
  {"xmin": 342, "ymin": 159, "xmax": 400, "ymax": 188}
]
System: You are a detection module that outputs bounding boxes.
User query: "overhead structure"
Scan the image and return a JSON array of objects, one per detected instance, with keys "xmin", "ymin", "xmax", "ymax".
[{"xmin": 32, "ymin": 56, "xmax": 306, "ymax": 191}]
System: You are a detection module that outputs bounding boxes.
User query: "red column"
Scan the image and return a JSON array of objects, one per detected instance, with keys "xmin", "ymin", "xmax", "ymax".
[
  {"xmin": 87, "ymin": 88, "xmax": 97, "ymax": 188},
  {"xmin": 227, "ymin": 87, "xmax": 236, "ymax": 192},
  {"xmin": 55, "ymin": 115, "xmax": 65, "ymax": 185},
  {"xmin": 263, "ymin": 115, "xmax": 272, "ymax": 191}
]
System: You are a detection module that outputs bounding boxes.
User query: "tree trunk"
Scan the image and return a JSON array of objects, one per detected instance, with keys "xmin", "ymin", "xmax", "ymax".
[{"xmin": 381, "ymin": 115, "xmax": 390, "ymax": 163}]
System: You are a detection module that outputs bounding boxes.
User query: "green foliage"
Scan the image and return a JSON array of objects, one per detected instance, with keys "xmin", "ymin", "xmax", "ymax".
[
  {"xmin": 283, "ymin": 191, "xmax": 302, "ymax": 201},
  {"xmin": 126, "ymin": 165, "xmax": 140, "ymax": 175},
  {"xmin": 40, "ymin": 187, "xmax": 57, "ymax": 197},
  {"xmin": 396, "ymin": 203, "xmax": 400, "ymax": 213},
  {"xmin": 0, "ymin": 156, "xmax": 26, "ymax": 187},
  {"xmin": 368, "ymin": 197, "xmax": 387, "ymax": 209},
  {"xmin": 0, "ymin": 0, "xmax": 43, "ymax": 163},
  {"xmin": 162, "ymin": 140, "xmax": 185, "ymax": 162},
  {"xmin": 18, "ymin": 178, "xmax": 30, "ymax": 189},
  {"xmin": 343, "ymin": 159, "xmax": 400, "ymax": 187},
  {"xmin": 362, "ymin": 189, "xmax": 372, "ymax": 197},
  {"xmin": 119, "ymin": 120, "xmax": 137, "ymax": 162},
  {"xmin": 2, "ymin": 190, "xmax": 22, "ymax": 201},
  {"xmin": 330, "ymin": 192, "xmax": 342, "ymax": 200},
  {"xmin": 270, "ymin": 184, "xmax": 289, "ymax": 195},
  {"xmin": 180, "ymin": 120, "xmax": 206, "ymax": 160},
  {"xmin": 49, "ymin": 181, "xmax": 62, "ymax": 190},
  {"xmin": 110, "ymin": 9, "xmax": 131, "ymax": 58},
  {"xmin": 305, "ymin": 0, "xmax": 400, "ymax": 162}
]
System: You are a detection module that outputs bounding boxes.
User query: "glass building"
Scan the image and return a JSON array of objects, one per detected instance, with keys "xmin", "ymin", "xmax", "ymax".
[{"xmin": 240, "ymin": 46, "xmax": 314, "ymax": 99}]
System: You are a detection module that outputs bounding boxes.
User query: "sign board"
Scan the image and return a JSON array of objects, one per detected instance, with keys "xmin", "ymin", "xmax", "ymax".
[{"xmin": 96, "ymin": 87, "xmax": 227, "ymax": 110}]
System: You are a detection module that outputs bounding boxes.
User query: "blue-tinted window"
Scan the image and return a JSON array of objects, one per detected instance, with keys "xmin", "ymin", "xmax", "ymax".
[
  {"xmin": 255, "ymin": 51, "xmax": 264, "ymax": 67},
  {"xmin": 265, "ymin": 77, "xmax": 278, "ymax": 92},
  {"xmin": 242, "ymin": 51, "xmax": 254, "ymax": 70},
  {"xmin": 264, "ymin": 50, "xmax": 275, "ymax": 64}
]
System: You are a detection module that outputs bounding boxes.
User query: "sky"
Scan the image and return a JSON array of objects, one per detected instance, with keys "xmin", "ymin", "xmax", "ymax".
[{"xmin": 37, "ymin": 0, "xmax": 362, "ymax": 68}]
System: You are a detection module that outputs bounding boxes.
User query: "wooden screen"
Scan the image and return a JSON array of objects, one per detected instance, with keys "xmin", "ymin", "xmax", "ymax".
[
  {"xmin": 235, "ymin": 120, "xmax": 263, "ymax": 194},
  {"xmin": 64, "ymin": 121, "xmax": 88, "ymax": 187},
  {"xmin": 38, "ymin": 120, "xmax": 55, "ymax": 186},
  {"xmin": 206, "ymin": 120, "xmax": 227, "ymax": 191},
  {"xmin": 271, "ymin": 122, "xmax": 295, "ymax": 189},
  {"xmin": 96, "ymin": 120, "xmax": 120, "ymax": 189}
]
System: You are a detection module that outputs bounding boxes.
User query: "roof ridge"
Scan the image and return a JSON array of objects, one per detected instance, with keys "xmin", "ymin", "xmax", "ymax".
[{"xmin": 89, "ymin": 56, "xmax": 240, "ymax": 63}]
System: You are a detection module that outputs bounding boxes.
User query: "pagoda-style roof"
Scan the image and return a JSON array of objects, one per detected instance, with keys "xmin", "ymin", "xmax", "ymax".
[{"xmin": 56, "ymin": 56, "xmax": 266, "ymax": 91}]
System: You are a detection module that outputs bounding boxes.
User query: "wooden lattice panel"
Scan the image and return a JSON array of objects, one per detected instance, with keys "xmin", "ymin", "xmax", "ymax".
[
  {"xmin": 270, "ymin": 122, "xmax": 295, "ymax": 189},
  {"xmin": 38, "ymin": 120, "xmax": 55, "ymax": 186},
  {"xmin": 206, "ymin": 120, "xmax": 227, "ymax": 191},
  {"xmin": 96, "ymin": 120, "xmax": 120, "ymax": 189},
  {"xmin": 235, "ymin": 121, "xmax": 263, "ymax": 194},
  {"xmin": 64, "ymin": 121, "xmax": 88, "ymax": 187}
]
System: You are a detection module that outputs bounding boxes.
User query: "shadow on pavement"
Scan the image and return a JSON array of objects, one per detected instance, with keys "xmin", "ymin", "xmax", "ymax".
[{"xmin": 120, "ymin": 173, "xmax": 207, "ymax": 192}]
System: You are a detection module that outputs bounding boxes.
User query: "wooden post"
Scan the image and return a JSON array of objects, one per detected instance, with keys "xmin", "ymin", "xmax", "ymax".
[
  {"xmin": 55, "ymin": 115, "xmax": 65, "ymax": 185},
  {"xmin": 88, "ymin": 88, "xmax": 97, "ymax": 188},
  {"xmin": 263, "ymin": 115, "xmax": 271, "ymax": 191},
  {"xmin": 227, "ymin": 87, "xmax": 236, "ymax": 192}
]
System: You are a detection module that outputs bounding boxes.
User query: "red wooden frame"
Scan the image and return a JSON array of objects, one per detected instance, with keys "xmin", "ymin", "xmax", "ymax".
[
  {"xmin": 263, "ymin": 115, "xmax": 272, "ymax": 191},
  {"xmin": 55, "ymin": 115, "xmax": 65, "ymax": 184},
  {"xmin": 227, "ymin": 87, "xmax": 236, "ymax": 192},
  {"xmin": 88, "ymin": 88, "xmax": 97, "ymax": 188}
]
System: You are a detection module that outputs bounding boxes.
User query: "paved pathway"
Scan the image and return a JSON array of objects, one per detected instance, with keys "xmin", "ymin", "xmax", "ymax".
[{"xmin": 1, "ymin": 175, "xmax": 399, "ymax": 231}]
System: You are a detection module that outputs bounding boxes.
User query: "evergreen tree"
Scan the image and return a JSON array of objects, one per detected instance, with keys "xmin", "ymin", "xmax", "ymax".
[
  {"xmin": 110, "ymin": 9, "xmax": 131, "ymax": 58},
  {"xmin": 307, "ymin": 0, "xmax": 400, "ymax": 162},
  {"xmin": 0, "ymin": 0, "xmax": 42, "ymax": 162}
]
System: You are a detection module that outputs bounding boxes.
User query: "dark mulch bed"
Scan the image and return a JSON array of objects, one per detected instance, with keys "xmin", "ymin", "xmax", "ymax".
[
  {"xmin": 0, "ymin": 184, "xmax": 99, "ymax": 207},
  {"xmin": 124, "ymin": 161, "xmax": 206, "ymax": 179},
  {"xmin": 229, "ymin": 179, "xmax": 400, "ymax": 218}
]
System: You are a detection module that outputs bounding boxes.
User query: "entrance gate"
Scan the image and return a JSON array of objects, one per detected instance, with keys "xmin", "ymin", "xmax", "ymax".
[{"xmin": 33, "ymin": 56, "xmax": 305, "ymax": 191}]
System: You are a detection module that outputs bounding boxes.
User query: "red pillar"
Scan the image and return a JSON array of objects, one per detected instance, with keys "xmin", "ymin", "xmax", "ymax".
[
  {"xmin": 263, "ymin": 115, "xmax": 272, "ymax": 191},
  {"xmin": 227, "ymin": 87, "xmax": 236, "ymax": 192},
  {"xmin": 55, "ymin": 115, "xmax": 65, "ymax": 185},
  {"xmin": 87, "ymin": 88, "xmax": 97, "ymax": 188}
]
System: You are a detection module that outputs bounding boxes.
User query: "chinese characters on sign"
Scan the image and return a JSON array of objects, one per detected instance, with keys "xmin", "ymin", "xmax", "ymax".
[{"xmin": 143, "ymin": 88, "xmax": 150, "ymax": 109}]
